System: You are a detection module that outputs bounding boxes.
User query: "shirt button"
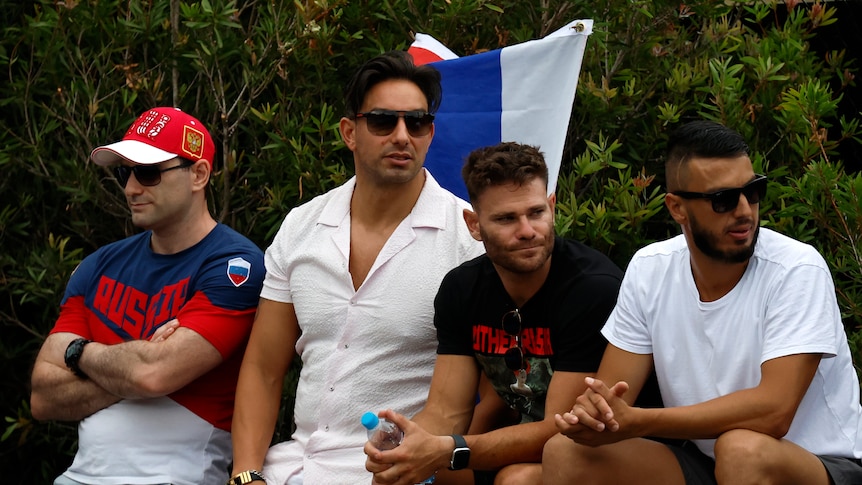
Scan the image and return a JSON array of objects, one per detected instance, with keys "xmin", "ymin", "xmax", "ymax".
[
  {"xmin": 325, "ymin": 425, "xmax": 329, "ymax": 431},
  {"xmin": 344, "ymin": 344, "xmax": 349, "ymax": 349},
  {"xmin": 330, "ymin": 387, "xmax": 334, "ymax": 391}
]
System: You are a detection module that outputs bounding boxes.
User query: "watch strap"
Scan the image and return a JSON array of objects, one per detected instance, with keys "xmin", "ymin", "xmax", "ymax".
[
  {"xmin": 64, "ymin": 338, "xmax": 92, "ymax": 379},
  {"xmin": 451, "ymin": 434, "xmax": 467, "ymax": 449},
  {"xmin": 226, "ymin": 469, "xmax": 266, "ymax": 485}
]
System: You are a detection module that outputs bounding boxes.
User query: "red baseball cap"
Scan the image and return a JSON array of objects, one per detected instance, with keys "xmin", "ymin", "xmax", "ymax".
[{"xmin": 90, "ymin": 107, "xmax": 215, "ymax": 167}]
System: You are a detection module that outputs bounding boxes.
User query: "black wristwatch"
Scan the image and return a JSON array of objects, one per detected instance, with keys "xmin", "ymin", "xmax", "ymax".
[
  {"xmin": 448, "ymin": 434, "xmax": 471, "ymax": 470},
  {"xmin": 64, "ymin": 337, "xmax": 92, "ymax": 379},
  {"xmin": 226, "ymin": 469, "xmax": 266, "ymax": 484}
]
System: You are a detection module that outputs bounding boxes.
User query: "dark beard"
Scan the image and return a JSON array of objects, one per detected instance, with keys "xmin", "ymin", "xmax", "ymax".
[
  {"xmin": 480, "ymin": 229, "xmax": 555, "ymax": 274},
  {"xmin": 691, "ymin": 218, "xmax": 759, "ymax": 264}
]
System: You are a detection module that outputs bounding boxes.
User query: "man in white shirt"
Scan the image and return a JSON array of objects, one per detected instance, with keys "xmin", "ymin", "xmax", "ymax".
[
  {"xmin": 543, "ymin": 120, "xmax": 862, "ymax": 485},
  {"xmin": 228, "ymin": 50, "xmax": 484, "ymax": 485}
]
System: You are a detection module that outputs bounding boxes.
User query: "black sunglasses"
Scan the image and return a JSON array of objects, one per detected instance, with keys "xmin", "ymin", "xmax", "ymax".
[
  {"xmin": 502, "ymin": 309, "xmax": 525, "ymax": 371},
  {"xmin": 354, "ymin": 110, "xmax": 435, "ymax": 137},
  {"xmin": 113, "ymin": 160, "xmax": 194, "ymax": 188},
  {"xmin": 671, "ymin": 174, "xmax": 767, "ymax": 214}
]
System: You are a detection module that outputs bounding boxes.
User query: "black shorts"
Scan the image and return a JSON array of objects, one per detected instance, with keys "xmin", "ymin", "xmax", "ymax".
[
  {"xmin": 818, "ymin": 455, "xmax": 862, "ymax": 485},
  {"xmin": 666, "ymin": 441, "xmax": 717, "ymax": 485},
  {"xmin": 474, "ymin": 470, "xmax": 496, "ymax": 485},
  {"xmin": 666, "ymin": 441, "xmax": 862, "ymax": 485}
]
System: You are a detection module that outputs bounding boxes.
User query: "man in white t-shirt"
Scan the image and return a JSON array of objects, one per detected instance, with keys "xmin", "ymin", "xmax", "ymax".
[
  {"xmin": 227, "ymin": 51, "xmax": 483, "ymax": 485},
  {"xmin": 543, "ymin": 120, "xmax": 862, "ymax": 485}
]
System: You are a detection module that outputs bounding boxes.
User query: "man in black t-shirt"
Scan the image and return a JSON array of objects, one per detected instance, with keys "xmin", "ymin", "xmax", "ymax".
[{"xmin": 365, "ymin": 142, "xmax": 657, "ymax": 485}]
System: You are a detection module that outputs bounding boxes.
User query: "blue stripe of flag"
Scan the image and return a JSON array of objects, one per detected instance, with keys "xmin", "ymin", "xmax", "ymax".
[{"xmin": 425, "ymin": 50, "xmax": 503, "ymax": 200}]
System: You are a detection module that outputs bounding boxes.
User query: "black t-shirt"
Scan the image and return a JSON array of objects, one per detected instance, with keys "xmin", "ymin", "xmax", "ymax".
[{"xmin": 434, "ymin": 237, "xmax": 623, "ymax": 422}]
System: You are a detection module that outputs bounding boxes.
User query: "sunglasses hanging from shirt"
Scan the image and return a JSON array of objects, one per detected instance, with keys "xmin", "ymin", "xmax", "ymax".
[{"xmin": 501, "ymin": 309, "xmax": 533, "ymax": 397}]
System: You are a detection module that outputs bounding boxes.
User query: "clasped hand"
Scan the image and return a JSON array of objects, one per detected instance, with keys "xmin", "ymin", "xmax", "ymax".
[
  {"xmin": 554, "ymin": 376, "xmax": 635, "ymax": 447},
  {"xmin": 363, "ymin": 409, "xmax": 447, "ymax": 485}
]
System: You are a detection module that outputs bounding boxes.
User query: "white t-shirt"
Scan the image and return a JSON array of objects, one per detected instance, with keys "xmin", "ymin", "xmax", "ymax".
[
  {"xmin": 63, "ymin": 397, "xmax": 231, "ymax": 485},
  {"xmin": 603, "ymin": 228, "xmax": 862, "ymax": 459},
  {"xmin": 260, "ymin": 170, "xmax": 484, "ymax": 484}
]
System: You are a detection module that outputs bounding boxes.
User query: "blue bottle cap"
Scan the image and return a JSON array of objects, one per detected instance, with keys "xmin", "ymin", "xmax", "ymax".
[{"xmin": 361, "ymin": 411, "xmax": 380, "ymax": 430}]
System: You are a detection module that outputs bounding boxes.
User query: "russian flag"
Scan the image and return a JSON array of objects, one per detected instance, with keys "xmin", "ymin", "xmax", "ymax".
[{"xmin": 408, "ymin": 19, "xmax": 593, "ymax": 200}]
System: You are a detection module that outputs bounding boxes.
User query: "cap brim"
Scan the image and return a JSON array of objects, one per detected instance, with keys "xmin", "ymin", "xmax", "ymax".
[{"xmin": 90, "ymin": 139, "xmax": 179, "ymax": 166}]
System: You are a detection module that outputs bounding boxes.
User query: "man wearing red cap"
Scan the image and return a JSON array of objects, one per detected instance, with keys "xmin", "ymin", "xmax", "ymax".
[{"xmin": 30, "ymin": 107, "xmax": 265, "ymax": 485}]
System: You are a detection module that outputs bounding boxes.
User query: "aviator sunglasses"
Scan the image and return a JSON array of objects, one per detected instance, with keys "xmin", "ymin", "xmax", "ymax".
[
  {"xmin": 671, "ymin": 174, "xmax": 768, "ymax": 214},
  {"xmin": 502, "ymin": 309, "xmax": 526, "ymax": 371},
  {"xmin": 113, "ymin": 159, "xmax": 194, "ymax": 188},
  {"xmin": 354, "ymin": 110, "xmax": 435, "ymax": 137}
]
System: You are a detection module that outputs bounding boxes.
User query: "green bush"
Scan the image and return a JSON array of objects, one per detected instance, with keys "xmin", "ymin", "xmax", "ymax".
[{"xmin": 1, "ymin": 0, "xmax": 859, "ymax": 479}]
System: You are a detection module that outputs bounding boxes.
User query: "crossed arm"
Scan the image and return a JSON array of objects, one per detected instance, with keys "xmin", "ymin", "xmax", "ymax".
[
  {"xmin": 30, "ymin": 319, "xmax": 222, "ymax": 421},
  {"xmin": 31, "ymin": 331, "xmax": 122, "ymax": 421},
  {"xmin": 556, "ymin": 345, "xmax": 822, "ymax": 446},
  {"xmin": 365, "ymin": 354, "xmax": 593, "ymax": 485}
]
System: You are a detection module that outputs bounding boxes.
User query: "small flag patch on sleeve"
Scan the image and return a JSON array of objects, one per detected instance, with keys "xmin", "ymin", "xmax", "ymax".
[{"xmin": 226, "ymin": 257, "xmax": 251, "ymax": 287}]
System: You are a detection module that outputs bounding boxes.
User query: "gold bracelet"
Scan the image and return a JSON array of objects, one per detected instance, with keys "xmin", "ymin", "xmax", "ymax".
[{"xmin": 226, "ymin": 469, "xmax": 265, "ymax": 485}]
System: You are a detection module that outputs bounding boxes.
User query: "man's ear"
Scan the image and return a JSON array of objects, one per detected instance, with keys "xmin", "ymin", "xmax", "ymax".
[
  {"xmin": 339, "ymin": 117, "xmax": 356, "ymax": 151},
  {"xmin": 665, "ymin": 193, "xmax": 687, "ymax": 225},
  {"xmin": 463, "ymin": 208, "xmax": 482, "ymax": 242},
  {"xmin": 548, "ymin": 192, "xmax": 556, "ymax": 212},
  {"xmin": 191, "ymin": 160, "xmax": 211, "ymax": 191}
]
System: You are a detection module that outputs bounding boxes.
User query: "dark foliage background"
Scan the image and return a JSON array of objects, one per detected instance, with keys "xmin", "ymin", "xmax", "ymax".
[{"xmin": 1, "ymin": 0, "xmax": 859, "ymax": 480}]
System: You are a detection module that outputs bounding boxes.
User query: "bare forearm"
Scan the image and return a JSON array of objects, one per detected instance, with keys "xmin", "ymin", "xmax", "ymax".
[
  {"xmin": 413, "ymin": 407, "xmax": 556, "ymax": 471},
  {"xmin": 231, "ymin": 363, "xmax": 286, "ymax": 472},
  {"xmin": 630, "ymin": 355, "xmax": 820, "ymax": 441},
  {"xmin": 78, "ymin": 340, "xmax": 159, "ymax": 399},
  {"xmin": 78, "ymin": 328, "xmax": 224, "ymax": 399},
  {"xmin": 231, "ymin": 299, "xmax": 301, "ymax": 473},
  {"xmin": 634, "ymin": 388, "xmax": 793, "ymax": 441},
  {"xmin": 413, "ymin": 405, "xmax": 471, "ymax": 436},
  {"xmin": 30, "ymin": 361, "xmax": 121, "ymax": 421},
  {"xmin": 466, "ymin": 420, "xmax": 557, "ymax": 470}
]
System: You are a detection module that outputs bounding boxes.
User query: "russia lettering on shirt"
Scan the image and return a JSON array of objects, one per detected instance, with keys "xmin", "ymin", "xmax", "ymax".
[{"xmin": 407, "ymin": 19, "xmax": 593, "ymax": 200}]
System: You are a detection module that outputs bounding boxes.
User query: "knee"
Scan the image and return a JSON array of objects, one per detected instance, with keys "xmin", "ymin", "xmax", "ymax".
[
  {"xmin": 542, "ymin": 434, "xmax": 595, "ymax": 484},
  {"xmin": 542, "ymin": 433, "xmax": 575, "ymax": 468},
  {"xmin": 714, "ymin": 429, "xmax": 780, "ymax": 480},
  {"xmin": 715, "ymin": 429, "xmax": 775, "ymax": 463},
  {"xmin": 493, "ymin": 463, "xmax": 540, "ymax": 485}
]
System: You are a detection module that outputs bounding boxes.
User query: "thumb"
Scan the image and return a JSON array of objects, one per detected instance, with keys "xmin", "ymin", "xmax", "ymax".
[
  {"xmin": 610, "ymin": 380, "xmax": 630, "ymax": 398},
  {"xmin": 378, "ymin": 409, "xmax": 412, "ymax": 431}
]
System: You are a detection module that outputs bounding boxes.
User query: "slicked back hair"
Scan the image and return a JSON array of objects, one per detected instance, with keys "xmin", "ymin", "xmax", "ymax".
[
  {"xmin": 666, "ymin": 121, "xmax": 750, "ymax": 191},
  {"xmin": 343, "ymin": 50, "xmax": 442, "ymax": 118},
  {"xmin": 462, "ymin": 142, "xmax": 548, "ymax": 205}
]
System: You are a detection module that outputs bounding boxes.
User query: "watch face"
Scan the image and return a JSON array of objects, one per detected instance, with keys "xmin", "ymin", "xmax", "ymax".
[
  {"xmin": 65, "ymin": 339, "xmax": 83, "ymax": 361},
  {"xmin": 451, "ymin": 447, "xmax": 470, "ymax": 470},
  {"xmin": 64, "ymin": 338, "xmax": 91, "ymax": 378}
]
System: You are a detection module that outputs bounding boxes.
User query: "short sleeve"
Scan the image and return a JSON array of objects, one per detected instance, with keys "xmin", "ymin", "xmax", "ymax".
[
  {"xmin": 601, "ymin": 255, "xmax": 653, "ymax": 355},
  {"xmin": 434, "ymin": 268, "xmax": 475, "ymax": 356}
]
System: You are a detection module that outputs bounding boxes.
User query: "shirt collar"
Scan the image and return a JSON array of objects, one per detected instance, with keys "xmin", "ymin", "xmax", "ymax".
[{"xmin": 317, "ymin": 169, "xmax": 461, "ymax": 230}]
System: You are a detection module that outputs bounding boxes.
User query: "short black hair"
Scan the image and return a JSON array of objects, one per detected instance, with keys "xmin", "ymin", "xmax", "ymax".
[
  {"xmin": 343, "ymin": 50, "xmax": 442, "ymax": 118},
  {"xmin": 462, "ymin": 142, "xmax": 548, "ymax": 204},
  {"xmin": 666, "ymin": 121, "xmax": 749, "ymax": 191}
]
